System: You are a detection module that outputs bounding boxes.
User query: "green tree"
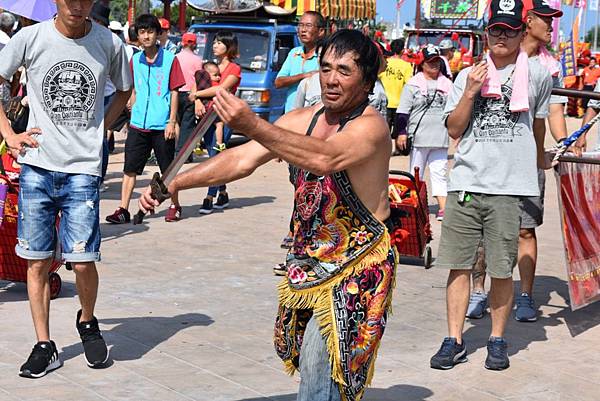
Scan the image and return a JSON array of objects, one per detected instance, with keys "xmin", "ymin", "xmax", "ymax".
[
  {"xmin": 106, "ymin": 0, "xmax": 153, "ymax": 23},
  {"xmin": 151, "ymin": 1, "xmax": 205, "ymax": 31},
  {"xmin": 108, "ymin": 0, "xmax": 128, "ymax": 22},
  {"xmin": 584, "ymin": 26, "xmax": 600, "ymax": 47}
]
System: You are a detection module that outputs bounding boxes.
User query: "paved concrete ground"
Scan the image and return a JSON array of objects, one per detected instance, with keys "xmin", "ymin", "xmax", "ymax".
[{"xmin": 0, "ymin": 119, "xmax": 599, "ymax": 401}]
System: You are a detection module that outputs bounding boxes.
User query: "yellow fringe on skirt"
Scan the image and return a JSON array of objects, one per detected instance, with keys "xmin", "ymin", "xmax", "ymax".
[{"xmin": 277, "ymin": 230, "xmax": 394, "ymax": 389}]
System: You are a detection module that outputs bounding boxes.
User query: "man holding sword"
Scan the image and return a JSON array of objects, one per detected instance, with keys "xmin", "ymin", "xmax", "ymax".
[{"xmin": 139, "ymin": 30, "xmax": 396, "ymax": 401}]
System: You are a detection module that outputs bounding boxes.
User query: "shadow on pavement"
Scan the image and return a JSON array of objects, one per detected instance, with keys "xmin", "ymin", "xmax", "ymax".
[
  {"xmin": 176, "ymin": 195, "xmax": 277, "ymax": 217},
  {"xmin": 60, "ymin": 313, "xmax": 214, "ymax": 363},
  {"xmin": 100, "ymin": 195, "xmax": 276, "ymax": 241},
  {"xmin": 462, "ymin": 275, "xmax": 600, "ymax": 356},
  {"xmin": 0, "ymin": 275, "xmax": 77, "ymax": 302},
  {"xmin": 233, "ymin": 384, "xmax": 434, "ymax": 401},
  {"xmin": 100, "ymin": 219, "xmax": 150, "ymax": 243},
  {"xmin": 226, "ymin": 195, "xmax": 277, "ymax": 209},
  {"xmin": 542, "ymin": 275, "xmax": 600, "ymax": 337}
]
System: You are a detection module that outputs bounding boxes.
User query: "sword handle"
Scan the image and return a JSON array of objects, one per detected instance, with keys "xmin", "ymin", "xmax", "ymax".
[{"xmin": 132, "ymin": 172, "xmax": 171, "ymax": 225}]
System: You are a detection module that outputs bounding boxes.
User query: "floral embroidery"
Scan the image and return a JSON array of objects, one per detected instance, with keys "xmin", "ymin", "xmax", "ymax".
[{"xmin": 287, "ymin": 265, "xmax": 308, "ymax": 284}]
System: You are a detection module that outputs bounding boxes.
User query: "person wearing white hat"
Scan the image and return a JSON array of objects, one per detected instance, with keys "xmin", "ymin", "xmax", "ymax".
[
  {"xmin": 109, "ymin": 20, "xmax": 125, "ymax": 42},
  {"xmin": 109, "ymin": 20, "xmax": 124, "ymax": 32},
  {"xmin": 438, "ymin": 39, "xmax": 454, "ymax": 79}
]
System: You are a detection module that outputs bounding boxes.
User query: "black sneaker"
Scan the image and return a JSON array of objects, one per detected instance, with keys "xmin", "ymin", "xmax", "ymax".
[
  {"xmin": 214, "ymin": 192, "xmax": 229, "ymax": 209},
  {"xmin": 19, "ymin": 340, "xmax": 62, "ymax": 378},
  {"xmin": 76, "ymin": 310, "xmax": 109, "ymax": 368},
  {"xmin": 485, "ymin": 336, "xmax": 509, "ymax": 370},
  {"xmin": 198, "ymin": 198, "xmax": 213, "ymax": 214},
  {"xmin": 430, "ymin": 337, "xmax": 467, "ymax": 370}
]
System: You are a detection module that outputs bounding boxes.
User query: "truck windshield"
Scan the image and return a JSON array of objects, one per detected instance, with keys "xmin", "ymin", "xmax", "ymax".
[
  {"xmin": 190, "ymin": 28, "xmax": 270, "ymax": 72},
  {"xmin": 406, "ymin": 32, "xmax": 470, "ymax": 52}
]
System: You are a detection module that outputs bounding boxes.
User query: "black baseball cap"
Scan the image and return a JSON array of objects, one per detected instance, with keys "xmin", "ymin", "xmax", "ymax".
[
  {"xmin": 422, "ymin": 45, "xmax": 441, "ymax": 61},
  {"xmin": 488, "ymin": 0, "xmax": 526, "ymax": 30},
  {"xmin": 91, "ymin": 1, "xmax": 110, "ymax": 27},
  {"xmin": 524, "ymin": 0, "xmax": 563, "ymax": 17}
]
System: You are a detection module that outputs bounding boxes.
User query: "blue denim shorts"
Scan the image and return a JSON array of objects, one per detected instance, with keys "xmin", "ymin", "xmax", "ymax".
[{"xmin": 16, "ymin": 164, "xmax": 101, "ymax": 262}]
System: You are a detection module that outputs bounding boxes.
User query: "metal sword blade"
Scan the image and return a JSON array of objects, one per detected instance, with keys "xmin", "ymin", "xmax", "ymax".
[
  {"xmin": 131, "ymin": 105, "xmax": 218, "ymax": 225},
  {"xmin": 161, "ymin": 105, "xmax": 218, "ymax": 186}
]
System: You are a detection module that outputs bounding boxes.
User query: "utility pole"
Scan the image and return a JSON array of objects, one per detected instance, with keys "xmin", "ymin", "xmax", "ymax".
[
  {"xmin": 128, "ymin": 0, "xmax": 136, "ymax": 25},
  {"xmin": 179, "ymin": 0, "xmax": 187, "ymax": 33},
  {"xmin": 416, "ymin": 0, "xmax": 421, "ymax": 29}
]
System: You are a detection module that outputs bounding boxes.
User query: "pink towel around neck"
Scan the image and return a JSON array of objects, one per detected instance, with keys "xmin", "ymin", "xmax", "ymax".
[
  {"xmin": 537, "ymin": 46, "xmax": 560, "ymax": 77},
  {"xmin": 481, "ymin": 50, "xmax": 529, "ymax": 112},
  {"xmin": 408, "ymin": 72, "xmax": 453, "ymax": 96}
]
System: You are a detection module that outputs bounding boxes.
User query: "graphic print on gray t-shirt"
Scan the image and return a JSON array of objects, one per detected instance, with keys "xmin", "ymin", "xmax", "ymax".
[
  {"xmin": 471, "ymin": 71, "xmax": 523, "ymax": 143},
  {"xmin": 43, "ymin": 61, "xmax": 98, "ymax": 128},
  {"xmin": 0, "ymin": 20, "xmax": 132, "ymax": 177},
  {"xmin": 443, "ymin": 59, "xmax": 553, "ymax": 197}
]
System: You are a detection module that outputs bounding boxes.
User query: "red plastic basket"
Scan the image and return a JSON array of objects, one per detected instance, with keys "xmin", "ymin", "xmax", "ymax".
[
  {"xmin": 389, "ymin": 168, "xmax": 433, "ymax": 268},
  {"xmin": 0, "ymin": 157, "xmax": 62, "ymax": 298}
]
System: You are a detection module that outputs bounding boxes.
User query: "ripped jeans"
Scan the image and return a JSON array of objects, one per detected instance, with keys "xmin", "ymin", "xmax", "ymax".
[{"xmin": 16, "ymin": 164, "xmax": 101, "ymax": 262}]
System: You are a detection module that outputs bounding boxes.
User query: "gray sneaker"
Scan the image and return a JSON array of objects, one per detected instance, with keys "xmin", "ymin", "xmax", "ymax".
[
  {"xmin": 466, "ymin": 291, "xmax": 488, "ymax": 319},
  {"xmin": 515, "ymin": 292, "xmax": 537, "ymax": 322}
]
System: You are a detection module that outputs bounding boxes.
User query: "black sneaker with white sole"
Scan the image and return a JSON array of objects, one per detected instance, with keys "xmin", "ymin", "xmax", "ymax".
[
  {"xmin": 430, "ymin": 337, "xmax": 468, "ymax": 370},
  {"xmin": 76, "ymin": 310, "xmax": 109, "ymax": 368},
  {"xmin": 19, "ymin": 340, "xmax": 62, "ymax": 378},
  {"xmin": 214, "ymin": 192, "xmax": 229, "ymax": 209},
  {"xmin": 198, "ymin": 198, "xmax": 213, "ymax": 214}
]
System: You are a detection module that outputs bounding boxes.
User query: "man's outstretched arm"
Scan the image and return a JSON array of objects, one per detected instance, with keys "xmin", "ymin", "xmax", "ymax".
[
  {"xmin": 213, "ymin": 90, "xmax": 391, "ymax": 177},
  {"xmin": 138, "ymin": 139, "xmax": 275, "ymax": 213}
]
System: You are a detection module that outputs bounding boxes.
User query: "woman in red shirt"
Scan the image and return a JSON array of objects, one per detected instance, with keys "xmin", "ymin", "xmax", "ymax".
[{"xmin": 189, "ymin": 31, "xmax": 241, "ymax": 214}]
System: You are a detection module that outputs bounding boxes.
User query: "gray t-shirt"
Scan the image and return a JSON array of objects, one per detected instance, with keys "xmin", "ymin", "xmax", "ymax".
[
  {"xmin": 293, "ymin": 73, "xmax": 321, "ymax": 110},
  {"xmin": 396, "ymin": 78, "xmax": 449, "ymax": 148},
  {"xmin": 588, "ymin": 79, "xmax": 600, "ymax": 109},
  {"xmin": 443, "ymin": 58, "xmax": 552, "ymax": 196},
  {"xmin": 530, "ymin": 55, "xmax": 568, "ymax": 105},
  {"xmin": 0, "ymin": 20, "xmax": 132, "ymax": 176},
  {"xmin": 368, "ymin": 80, "xmax": 388, "ymax": 117}
]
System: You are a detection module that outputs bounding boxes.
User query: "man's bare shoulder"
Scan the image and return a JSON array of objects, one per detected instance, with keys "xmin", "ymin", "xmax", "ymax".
[
  {"xmin": 342, "ymin": 106, "xmax": 390, "ymax": 141},
  {"xmin": 274, "ymin": 104, "xmax": 323, "ymax": 134}
]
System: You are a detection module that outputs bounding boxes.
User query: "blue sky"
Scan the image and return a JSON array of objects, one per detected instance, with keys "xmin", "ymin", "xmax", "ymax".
[{"xmin": 376, "ymin": 0, "xmax": 600, "ymax": 40}]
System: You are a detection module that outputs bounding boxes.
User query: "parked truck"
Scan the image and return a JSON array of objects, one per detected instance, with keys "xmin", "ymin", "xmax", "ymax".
[{"xmin": 188, "ymin": 2, "xmax": 300, "ymax": 123}]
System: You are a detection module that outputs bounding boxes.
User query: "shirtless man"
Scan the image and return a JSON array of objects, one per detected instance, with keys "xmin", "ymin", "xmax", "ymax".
[{"xmin": 140, "ymin": 29, "xmax": 395, "ymax": 401}]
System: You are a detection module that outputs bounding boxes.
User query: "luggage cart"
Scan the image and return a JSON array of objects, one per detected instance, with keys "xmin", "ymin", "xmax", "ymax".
[
  {"xmin": 0, "ymin": 154, "xmax": 62, "ymax": 298},
  {"xmin": 388, "ymin": 168, "xmax": 433, "ymax": 268}
]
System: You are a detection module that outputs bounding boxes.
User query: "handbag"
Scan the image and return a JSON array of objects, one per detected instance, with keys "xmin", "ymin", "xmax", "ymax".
[
  {"xmin": 399, "ymin": 91, "xmax": 437, "ymax": 157},
  {"xmin": 5, "ymin": 96, "xmax": 29, "ymax": 134}
]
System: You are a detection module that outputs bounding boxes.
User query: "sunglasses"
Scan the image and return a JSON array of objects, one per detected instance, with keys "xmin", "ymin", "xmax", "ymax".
[{"xmin": 487, "ymin": 26, "xmax": 522, "ymax": 38}]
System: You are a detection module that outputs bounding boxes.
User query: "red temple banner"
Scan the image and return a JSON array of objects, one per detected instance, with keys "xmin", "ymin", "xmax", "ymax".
[{"xmin": 556, "ymin": 154, "xmax": 600, "ymax": 310}]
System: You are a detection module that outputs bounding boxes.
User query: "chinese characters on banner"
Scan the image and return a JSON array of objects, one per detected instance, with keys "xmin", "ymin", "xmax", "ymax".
[
  {"xmin": 556, "ymin": 156, "xmax": 600, "ymax": 310},
  {"xmin": 423, "ymin": 0, "xmax": 487, "ymax": 19},
  {"xmin": 562, "ymin": 33, "xmax": 578, "ymax": 77}
]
